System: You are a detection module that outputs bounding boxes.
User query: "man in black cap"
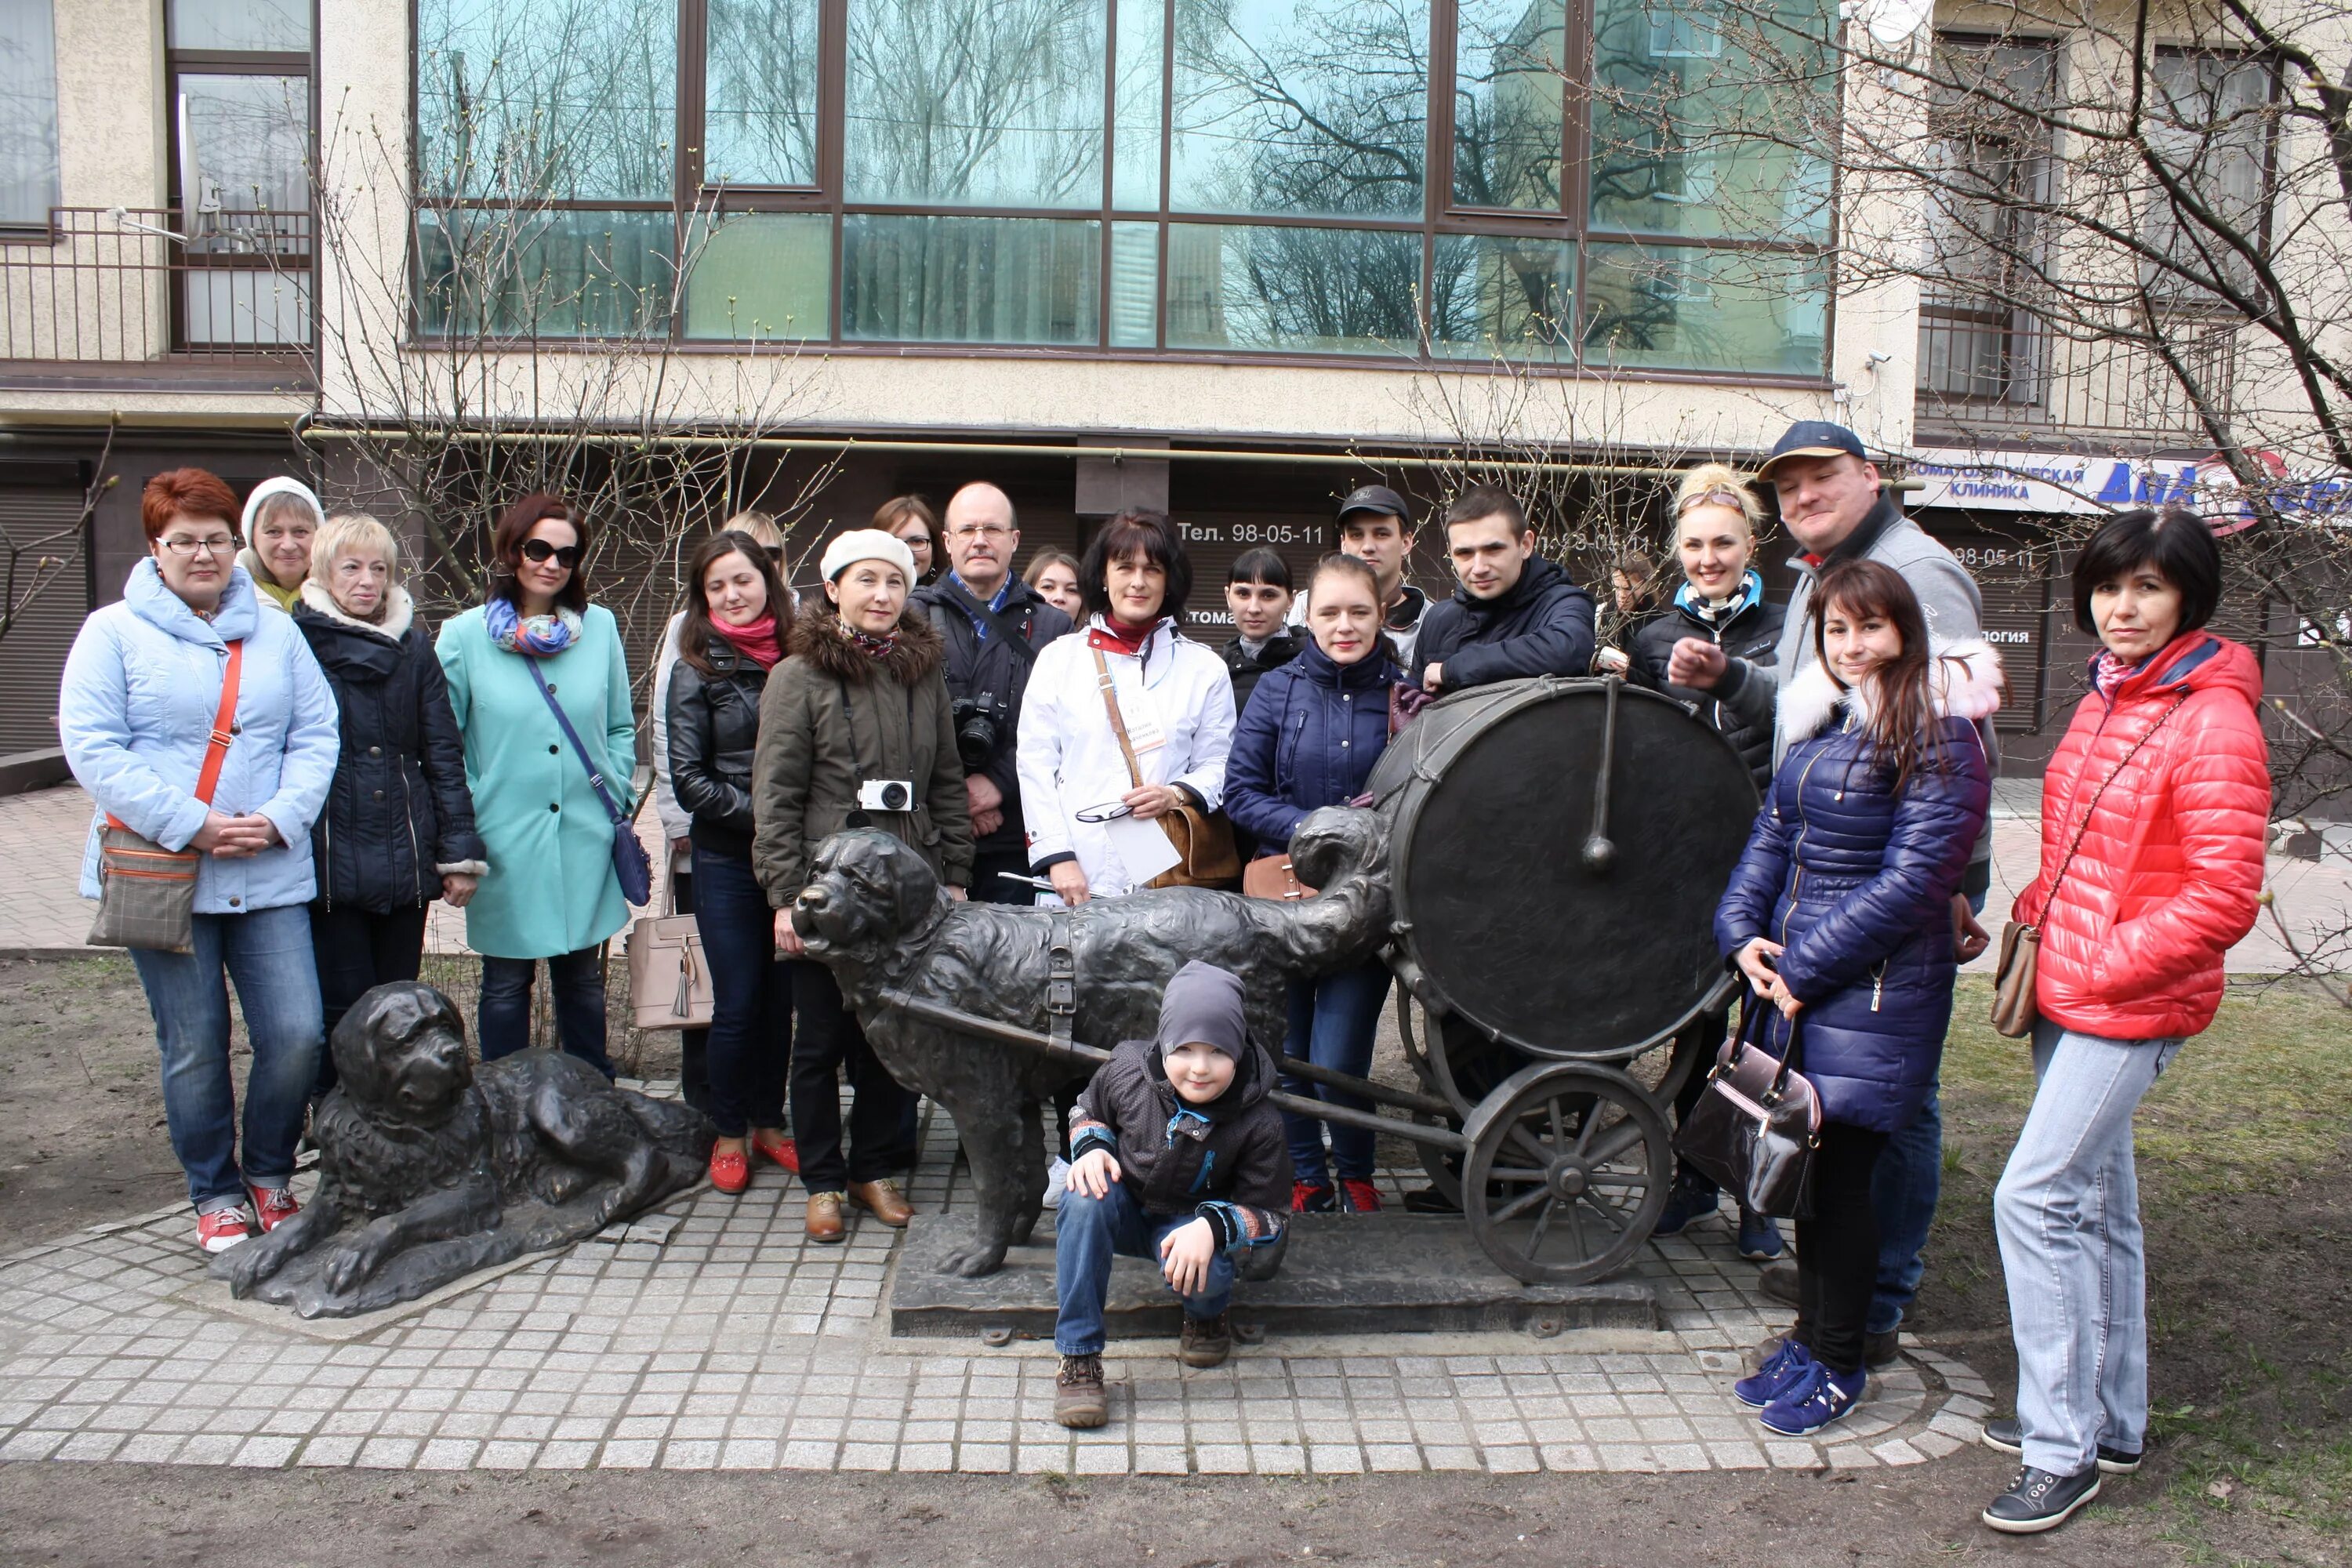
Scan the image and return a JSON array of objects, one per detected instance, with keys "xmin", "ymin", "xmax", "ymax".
[
  {"xmin": 1299, "ymin": 485, "xmax": 1434, "ymax": 668},
  {"xmin": 1669, "ymin": 417, "xmax": 1998, "ymax": 1370}
]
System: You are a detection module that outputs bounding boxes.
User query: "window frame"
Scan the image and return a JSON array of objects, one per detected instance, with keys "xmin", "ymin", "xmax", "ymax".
[
  {"xmin": 2140, "ymin": 42, "xmax": 2281, "ymax": 315},
  {"xmin": 405, "ymin": 0, "xmax": 1838, "ymax": 382}
]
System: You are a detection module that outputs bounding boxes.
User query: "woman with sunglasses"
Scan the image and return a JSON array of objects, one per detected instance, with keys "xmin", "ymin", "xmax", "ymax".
[
  {"xmin": 1628, "ymin": 464, "xmax": 1791, "ymax": 1262},
  {"xmin": 649, "ymin": 511, "xmax": 789, "ymax": 1116},
  {"xmin": 436, "ymin": 494, "xmax": 638, "ymax": 1074},
  {"xmin": 1017, "ymin": 510, "xmax": 1235, "ymax": 906}
]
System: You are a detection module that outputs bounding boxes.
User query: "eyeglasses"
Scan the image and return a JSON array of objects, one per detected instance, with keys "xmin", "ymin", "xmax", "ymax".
[
  {"xmin": 160, "ymin": 535, "xmax": 237, "ymax": 558},
  {"xmin": 1677, "ymin": 488, "xmax": 1749, "ymax": 516},
  {"xmin": 519, "ymin": 539, "xmax": 583, "ymax": 568},
  {"xmin": 949, "ymin": 524, "xmax": 1013, "ymax": 542},
  {"xmin": 1073, "ymin": 800, "xmax": 1135, "ymax": 823}
]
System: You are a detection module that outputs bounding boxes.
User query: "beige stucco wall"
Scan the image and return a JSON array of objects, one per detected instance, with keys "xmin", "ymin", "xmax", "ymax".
[{"xmin": 51, "ymin": 0, "xmax": 165, "ymax": 211}]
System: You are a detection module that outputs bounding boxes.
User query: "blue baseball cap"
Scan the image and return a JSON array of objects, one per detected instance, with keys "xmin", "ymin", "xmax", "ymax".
[{"xmin": 1756, "ymin": 420, "xmax": 1870, "ymax": 481}]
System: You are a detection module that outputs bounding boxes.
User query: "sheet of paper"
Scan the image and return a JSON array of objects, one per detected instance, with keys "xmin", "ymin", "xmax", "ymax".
[{"xmin": 1103, "ymin": 813, "xmax": 1182, "ymax": 884}]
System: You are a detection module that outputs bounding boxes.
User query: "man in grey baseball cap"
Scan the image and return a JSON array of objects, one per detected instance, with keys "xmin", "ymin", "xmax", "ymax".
[{"xmin": 1312, "ymin": 484, "xmax": 1432, "ymax": 667}]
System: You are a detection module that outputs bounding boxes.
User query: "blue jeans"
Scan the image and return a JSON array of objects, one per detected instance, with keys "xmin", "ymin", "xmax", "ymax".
[
  {"xmin": 129, "ymin": 904, "xmax": 323, "ymax": 1212},
  {"xmin": 1866, "ymin": 871, "xmax": 1987, "ymax": 1330},
  {"xmin": 1995, "ymin": 1022, "xmax": 2183, "ymax": 1475},
  {"xmin": 1054, "ymin": 1180, "xmax": 1236, "ymax": 1355},
  {"xmin": 477, "ymin": 947, "xmax": 614, "ymax": 1079},
  {"xmin": 693, "ymin": 848, "xmax": 792, "ymax": 1138},
  {"xmin": 1281, "ymin": 961, "xmax": 1389, "ymax": 1185}
]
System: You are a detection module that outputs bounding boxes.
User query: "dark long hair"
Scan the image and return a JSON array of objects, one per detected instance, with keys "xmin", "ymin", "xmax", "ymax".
[
  {"xmin": 1809, "ymin": 559, "xmax": 1951, "ymax": 791},
  {"xmin": 1080, "ymin": 509, "xmax": 1192, "ymax": 623},
  {"xmin": 677, "ymin": 530, "xmax": 792, "ymax": 677},
  {"xmin": 489, "ymin": 493, "xmax": 590, "ymax": 615}
]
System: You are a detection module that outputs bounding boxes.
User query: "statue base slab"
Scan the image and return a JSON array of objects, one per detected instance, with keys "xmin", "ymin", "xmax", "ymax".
[{"xmin": 887, "ymin": 1212, "xmax": 1659, "ymax": 1339}]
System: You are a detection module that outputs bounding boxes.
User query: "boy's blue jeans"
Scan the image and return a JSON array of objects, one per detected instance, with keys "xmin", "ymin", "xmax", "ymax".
[{"xmin": 1054, "ymin": 1180, "xmax": 1235, "ymax": 1356}]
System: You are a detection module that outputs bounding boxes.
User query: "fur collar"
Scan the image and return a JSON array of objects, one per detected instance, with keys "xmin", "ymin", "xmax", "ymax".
[
  {"xmin": 786, "ymin": 605, "xmax": 945, "ymax": 686},
  {"xmin": 1778, "ymin": 637, "xmax": 2005, "ymax": 746},
  {"xmin": 298, "ymin": 578, "xmax": 415, "ymax": 641}
]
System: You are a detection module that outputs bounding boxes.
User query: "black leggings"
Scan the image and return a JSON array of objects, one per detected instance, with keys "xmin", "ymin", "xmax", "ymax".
[
  {"xmin": 1794, "ymin": 1122, "xmax": 1890, "ymax": 1377},
  {"xmin": 310, "ymin": 903, "xmax": 429, "ymax": 1093}
]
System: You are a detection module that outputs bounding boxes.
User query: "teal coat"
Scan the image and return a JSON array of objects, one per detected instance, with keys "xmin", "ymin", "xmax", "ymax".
[{"xmin": 435, "ymin": 603, "xmax": 636, "ymax": 959}]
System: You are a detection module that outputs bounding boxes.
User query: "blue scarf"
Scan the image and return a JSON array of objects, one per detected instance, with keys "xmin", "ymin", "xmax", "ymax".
[{"xmin": 485, "ymin": 597, "xmax": 581, "ymax": 656}]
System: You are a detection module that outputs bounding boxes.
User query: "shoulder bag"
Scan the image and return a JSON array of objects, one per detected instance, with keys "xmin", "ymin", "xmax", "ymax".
[
  {"xmin": 1991, "ymin": 693, "xmax": 2190, "ymax": 1038},
  {"xmin": 89, "ymin": 641, "xmax": 245, "ymax": 953},
  {"xmin": 527, "ymin": 657, "xmax": 654, "ymax": 907},
  {"xmin": 626, "ymin": 862, "xmax": 714, "ymax": 1029},
  {"xmin": 1671, "ymin": 999, "xmax": 1821, "ymax": 1220},
  {"xmin": 1091, "ymin": 648, "xmax": 1240, "ymax": 890}
]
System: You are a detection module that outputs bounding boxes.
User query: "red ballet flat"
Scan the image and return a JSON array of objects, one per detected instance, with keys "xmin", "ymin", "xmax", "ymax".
[
  {"xmin": 751, "ymin": 1133, "xmax": 800, "ymax": 1174},
  {"xmin": 710, "ymin": 1144, "xmax": 750, "ymax": 1195}
]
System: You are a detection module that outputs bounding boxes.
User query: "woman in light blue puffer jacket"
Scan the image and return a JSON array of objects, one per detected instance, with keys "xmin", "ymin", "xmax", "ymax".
[{"xmin": 58, "ymin": 468, "xmax": 339, "ymax": 1258}]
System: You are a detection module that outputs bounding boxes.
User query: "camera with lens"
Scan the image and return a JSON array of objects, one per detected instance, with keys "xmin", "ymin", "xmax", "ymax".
[
  {"xmin": 855, "ymin": 779, "xmax": 914, "ymax": 813},
  {"xmin": 951, "ymin": 691, "xmax": 1009, "ymax": 771}
]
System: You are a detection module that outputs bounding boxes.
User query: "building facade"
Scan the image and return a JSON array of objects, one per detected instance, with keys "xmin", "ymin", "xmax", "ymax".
[{"xmin": 0, "ymin": 0, "xmax": 2318, "ymax": 772}]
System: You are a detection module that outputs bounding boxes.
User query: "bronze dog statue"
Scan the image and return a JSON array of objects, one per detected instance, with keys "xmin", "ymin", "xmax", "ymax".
[
  {"xmin": 212, "ymin": 981, "xmax": 713, "ymax": 1318},
  {"xmin": 793, "ymin": 807, "xmax": 1389, "ymax": 1277}
]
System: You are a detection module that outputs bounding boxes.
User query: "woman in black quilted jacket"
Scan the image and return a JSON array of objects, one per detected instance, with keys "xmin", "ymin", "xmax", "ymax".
[{"xmin": 292, "ymin": 514, "xmax": 485, "ymax": 1083}]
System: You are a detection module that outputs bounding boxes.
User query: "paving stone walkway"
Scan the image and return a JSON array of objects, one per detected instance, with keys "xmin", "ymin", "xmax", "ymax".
[{"xmin": 0, "ymin": 1099, "xmax": 1997, "ymax": 1479}]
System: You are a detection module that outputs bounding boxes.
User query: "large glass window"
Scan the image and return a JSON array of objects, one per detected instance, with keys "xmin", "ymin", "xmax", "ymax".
[
  {"xmin": 412, "ymin": 0, "xmax": 1837, "ymax": 376},
  {"xmin": 0, "ymin": 0, "xmax": 62, "ymax": 229},
  {"xmin": 2144, "ymin": 49, "xmax": 2276, "ymax": 300}
]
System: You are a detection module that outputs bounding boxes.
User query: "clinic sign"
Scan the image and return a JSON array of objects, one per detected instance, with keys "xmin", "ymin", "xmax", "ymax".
[{"xmin": 1908, "ymin": 447, "xmax": 2352, "ymax": 528}]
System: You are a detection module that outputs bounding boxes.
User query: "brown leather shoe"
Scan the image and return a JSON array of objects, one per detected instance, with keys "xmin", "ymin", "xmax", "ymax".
[
  {"xmin": 805, "ymin": 1191, "xmax": 846, "ymax": 1243},
  {"xmin": 848, "ymin": 1178, "xmax": 913, "ymax": 1228}
]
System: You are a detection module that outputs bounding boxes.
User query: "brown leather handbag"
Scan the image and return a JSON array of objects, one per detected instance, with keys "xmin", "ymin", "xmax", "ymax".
[
  {"xmin": 1992, "ymin": 693, "xmax": 2189, "ymax": 1037},
  {"xmin": 1091, "ymin": 648, "xmax": 1240, "ymax": 889},
  {"xmin": 1242, "ymin": 854, "xmax": 1317, "ymax": 901}
]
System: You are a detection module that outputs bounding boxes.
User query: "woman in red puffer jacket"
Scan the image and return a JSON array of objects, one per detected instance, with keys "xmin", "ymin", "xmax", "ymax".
[{"xmin": 1982, "ymin": 508, "xmax": 2269, "ymax": 1536}]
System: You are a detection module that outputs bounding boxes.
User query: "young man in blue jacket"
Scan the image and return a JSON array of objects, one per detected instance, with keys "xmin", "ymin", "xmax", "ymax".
[{"xmin": 1415, "ymin": 486, "xmax": 1596, "ymax": 693}]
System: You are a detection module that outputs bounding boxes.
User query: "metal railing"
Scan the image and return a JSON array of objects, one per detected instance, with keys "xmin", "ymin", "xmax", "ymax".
[
  {"xmin": 1915, "ymin": 301, "xmax": 2240, "ymax": 445},
  {"xmin": 0, "ymin": 205, "xmax": 314, "ymax": 365}
]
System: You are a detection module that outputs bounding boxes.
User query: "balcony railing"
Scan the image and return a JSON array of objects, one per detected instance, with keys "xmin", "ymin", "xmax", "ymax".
[
  {"xmin": 1915, "ymin": 301, "xmax": 2239, "ymax": 445},
  {"xmin": 0, "ymin": 206, "xmax": 314, "ymax": 368}
]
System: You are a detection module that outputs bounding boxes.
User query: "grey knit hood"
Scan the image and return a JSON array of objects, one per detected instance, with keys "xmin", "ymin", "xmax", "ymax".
[{"xmin": 1154, "ymin": 960, "xmax": 1250, "ymax": 1062}]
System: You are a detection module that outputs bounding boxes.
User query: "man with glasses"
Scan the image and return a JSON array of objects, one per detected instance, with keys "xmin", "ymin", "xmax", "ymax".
[{"xmin": 914, "ymin": 482, "xmax": 1074, "ymax": 906}]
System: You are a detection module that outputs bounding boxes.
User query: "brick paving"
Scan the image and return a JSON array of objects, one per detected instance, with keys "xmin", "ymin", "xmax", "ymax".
[{"xmin": 0, "ymin": 1097, "xmax": 2001, "ymax": 1479}]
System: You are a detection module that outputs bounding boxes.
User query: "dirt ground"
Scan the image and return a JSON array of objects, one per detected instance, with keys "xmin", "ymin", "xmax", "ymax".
[{"xmin": 0, "ymin": 956, "xmax": 2344, "ymax": 1567}]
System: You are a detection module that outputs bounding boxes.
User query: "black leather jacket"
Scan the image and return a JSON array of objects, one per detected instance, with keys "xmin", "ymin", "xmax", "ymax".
[
  {"xmin": 1628, "ymin": 578, "xmax": 1786, "ymax": 791},
  {"xmin": 666, "ymin": 640, "xmax": 770, "ymax": 860}
]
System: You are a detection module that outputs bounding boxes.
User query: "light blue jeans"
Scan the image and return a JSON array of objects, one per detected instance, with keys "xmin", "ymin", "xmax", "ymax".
[{"xmin": 1994, "ymin": 1020, "xmax": 2184, "ymax": 1475}]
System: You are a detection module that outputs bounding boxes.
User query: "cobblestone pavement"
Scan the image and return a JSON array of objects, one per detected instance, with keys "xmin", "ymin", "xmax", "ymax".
[
  {"xmin": 0, "ymin": 1099, "xmax": 1998, "ymax": 1479},
  {"xmin": 9, "ymin": 780, "xmax": 2345, "ymax": 971}
]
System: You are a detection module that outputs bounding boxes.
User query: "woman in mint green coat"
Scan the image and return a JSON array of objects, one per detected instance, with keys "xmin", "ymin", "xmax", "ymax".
[{"xmin": 435, "ymin": 494, "xmax": 637, "ymax": 1075}]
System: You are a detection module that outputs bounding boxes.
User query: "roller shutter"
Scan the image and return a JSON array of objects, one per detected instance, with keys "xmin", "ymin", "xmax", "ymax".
[{"xmin": 0, "ymin": 485, "xmax": 92, "ymax": 754}]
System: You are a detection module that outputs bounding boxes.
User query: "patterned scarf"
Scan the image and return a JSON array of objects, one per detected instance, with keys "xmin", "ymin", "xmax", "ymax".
[
  {"xmin": 2094, "ymin": 648, "xmax": 2148, "ymax": 699},
  {"xmin": 485, "ymin": 597, "xmax": 580, "ymax": 656},
  {"xmin": 837, "ymin": 618, "xmax": 900, "ymax": 659}
]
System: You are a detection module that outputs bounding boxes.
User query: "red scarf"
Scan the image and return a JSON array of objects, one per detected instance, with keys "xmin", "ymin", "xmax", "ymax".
[
  {"xmin": 1087, "ymin": 615, "xmax": 1165, "ymax": 658},
  {"xmin": 712, "ymin": 612, "xmax": 781, "ymax": 669}
]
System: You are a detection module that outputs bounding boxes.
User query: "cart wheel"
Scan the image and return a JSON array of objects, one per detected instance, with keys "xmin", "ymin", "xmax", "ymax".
[{"xmin": 1461, "ymin": 1062, "xmax": 1671, "ymax": 1286}]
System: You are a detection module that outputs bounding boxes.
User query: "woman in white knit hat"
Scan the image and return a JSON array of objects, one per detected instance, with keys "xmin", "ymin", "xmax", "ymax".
[
  {"xmin": 750, "ymin": 527, "xmax": 973, "ymax": 1243},
  {"xmin": 237, "ymin": 476, "xmax": 325, "ymax": 612}
]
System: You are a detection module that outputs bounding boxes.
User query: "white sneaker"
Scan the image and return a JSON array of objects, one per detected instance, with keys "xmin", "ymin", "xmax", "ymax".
[
  {"xmin": 195, "ymin": 1207, "xmax": 252, "ymax": 1254},
  {"xmin": 1043, "ymin": 1156, "xmax": 1070, "ymax": 1210}
]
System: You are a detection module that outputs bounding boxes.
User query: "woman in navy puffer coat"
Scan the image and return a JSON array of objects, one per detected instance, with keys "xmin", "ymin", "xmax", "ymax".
[
  {"xmin": 1713, "ymin": 561, "xmax": 1998, "ymax": 1437},
  {"xmin": 1225, "ymin": 556, "xmax": 1405, "ymax": 1214}
]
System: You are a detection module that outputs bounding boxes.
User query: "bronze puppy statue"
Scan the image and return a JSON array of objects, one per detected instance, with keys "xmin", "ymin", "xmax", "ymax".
[
  {"xmin": 213, "ymin": 981, "xmax": 713, "ymax": 1318},
  {"xmin": 793, "ymin": 806, "xmax": 1389, "ymax": 1277}
]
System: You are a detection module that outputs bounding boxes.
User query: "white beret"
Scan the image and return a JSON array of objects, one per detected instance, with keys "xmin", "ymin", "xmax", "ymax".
[{"xmin": 819, "ymin": 528, "xmax": 916, "ymax": 585}]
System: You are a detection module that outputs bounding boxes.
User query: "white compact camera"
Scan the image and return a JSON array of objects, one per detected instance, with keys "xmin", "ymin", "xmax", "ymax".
[{"xmin": 856, "ymin": 779, "xmax": 914, "ymax": 812}]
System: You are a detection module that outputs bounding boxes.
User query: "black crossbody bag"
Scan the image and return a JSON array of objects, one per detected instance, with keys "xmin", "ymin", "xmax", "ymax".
[{"xmin": 1673, "ymin": 998, "xmax": 1823, "ymax": 1220}]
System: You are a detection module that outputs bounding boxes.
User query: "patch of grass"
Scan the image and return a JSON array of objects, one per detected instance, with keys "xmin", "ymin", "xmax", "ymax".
[{"xmin": 1942, "ymin": 977, "xmax": 2352, "ymax": 1198}]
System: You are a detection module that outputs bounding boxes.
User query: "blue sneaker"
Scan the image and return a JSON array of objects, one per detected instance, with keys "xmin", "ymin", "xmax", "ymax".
[
  {"xmin": 1737, "ymin": 1208, "xmax": 1785, "ymax": 1261},
  {"xmin": 1733, "ymin": 1338, "xmax": 1813, "ymax": 1408},
  {"xmin": 1651, "ymin": 1173, "xmax": 1721, "ymax": 1238},
  {"xmin": 1759, "ymin": 1363, "xmax": 1866, "ymax": 1436}
]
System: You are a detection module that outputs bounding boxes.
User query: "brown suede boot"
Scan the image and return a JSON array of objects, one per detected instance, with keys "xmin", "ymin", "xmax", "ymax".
[
  {"xmin": 1054, "ymin": 1355, "xmax": 1107, "ymax": 1428},
  {"xmin": 848, "ymin": 1178, "xmax": 912, "ymax": 1228}
]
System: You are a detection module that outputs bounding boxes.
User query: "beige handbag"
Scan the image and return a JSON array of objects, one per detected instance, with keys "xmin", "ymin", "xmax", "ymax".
[{"xmin": 627, "ymin": 873, "xmax": 713, "ymax": 1030}]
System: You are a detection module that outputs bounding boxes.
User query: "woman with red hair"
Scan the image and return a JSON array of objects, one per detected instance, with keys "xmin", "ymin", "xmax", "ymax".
[
  {"xmin": 58, "ymin": 466, "xmax": 341, "ymax": 1257},
  {"xmin": 434, "ymin": 494, "xmax": 638, "ymax": 1072}
]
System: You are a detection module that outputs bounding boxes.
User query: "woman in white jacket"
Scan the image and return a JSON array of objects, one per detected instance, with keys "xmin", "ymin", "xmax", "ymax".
[{"xmin": 1018, "ymin": 510, "xmax": 1235, "ymax": 903}]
